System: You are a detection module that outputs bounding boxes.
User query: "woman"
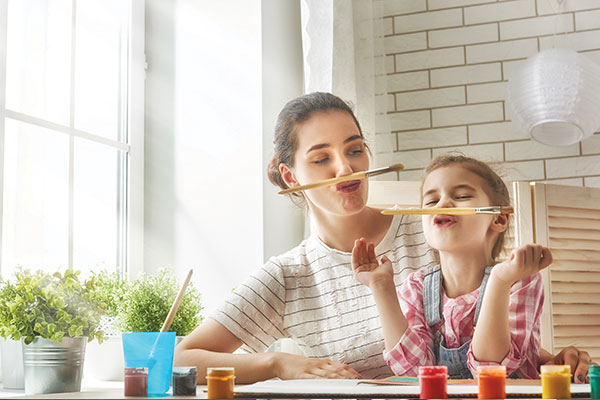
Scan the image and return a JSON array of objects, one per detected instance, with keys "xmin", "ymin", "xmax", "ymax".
[{"xmin": 174, "ymin": 92, "xmax": 593, "ymax": 384}]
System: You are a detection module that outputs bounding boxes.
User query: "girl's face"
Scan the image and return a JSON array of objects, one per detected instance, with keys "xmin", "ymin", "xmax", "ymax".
[
  {"xmin": 280, "ymin": 110, "xmax": 369, "ymax": 216},
  {"xmin": 421, "ymin": 164, "xmax": 502, "ymax": 255}
]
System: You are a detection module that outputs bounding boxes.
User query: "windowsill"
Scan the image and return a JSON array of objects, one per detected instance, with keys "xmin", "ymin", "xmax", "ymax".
[{"xmin": 0, "ymin": 378, "xmax": 211, "ymax": 399}]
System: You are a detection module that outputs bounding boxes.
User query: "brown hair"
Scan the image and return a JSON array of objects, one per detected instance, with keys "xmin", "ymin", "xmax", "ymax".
[
  {"xmin": 267, "ymin": 92, "xmax": 364, "ymax": 200},
  {"xmin": 422, "ymin": 153, "xmax": 511, "ymax": 260}
]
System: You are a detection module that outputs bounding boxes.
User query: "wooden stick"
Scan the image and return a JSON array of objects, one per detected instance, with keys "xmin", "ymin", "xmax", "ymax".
[
  {"xmin": 160, "ymin": 269, "xmax": 193, "ymax": 333},
  {"xmin": 381, "ymin": 206, "xmax": 514, "ymax": 215},
  {"xmin": 278, "ymin": 163, "xmax": 404, "ymax": 195}
]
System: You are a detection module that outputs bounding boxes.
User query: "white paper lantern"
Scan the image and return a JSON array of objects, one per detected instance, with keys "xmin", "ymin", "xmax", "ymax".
[{"xmin": 506, "ymin": 48, "xmax": 600, "ymax": 146}]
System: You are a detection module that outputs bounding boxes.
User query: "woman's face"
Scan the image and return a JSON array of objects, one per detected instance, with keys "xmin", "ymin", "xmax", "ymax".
[{"xmin": 282, "ymin": 110, "xmax": 369, "ymax": 217}]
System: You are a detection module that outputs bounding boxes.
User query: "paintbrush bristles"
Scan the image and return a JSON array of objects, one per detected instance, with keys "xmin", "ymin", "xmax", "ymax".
[{"xmin": 389, "ymin": 163, "xmax": 404, "ymax": 172}]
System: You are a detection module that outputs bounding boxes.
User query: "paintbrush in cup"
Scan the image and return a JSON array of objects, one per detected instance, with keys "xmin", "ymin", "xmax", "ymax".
[
  {"xmin": 161, "ymin": 268, "xmax": 194, "ymax": 333},
  {"xmin": 381, "ymin": 206, "xmax": 514, "ymax": 215},
  {"xmin": 278, "ymin": 163, "xmax": 405, "ymax": 195},
  {"xmin": 148, "ymin": 268, "xmax": 194, "ymax": 363}
]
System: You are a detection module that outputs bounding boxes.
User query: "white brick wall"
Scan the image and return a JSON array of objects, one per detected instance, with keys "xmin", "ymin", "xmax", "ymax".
[
  {"xmin": 431, "ymin": 63, "xmax": 502, "ymax": 87},
  {"xmin": 381, "ymin": 0, "xmax": 600, "ymax": 186},
  {"xmin": 429, "ymin": 24, "xmax": 498, "ymax": 48},
  {"xmin": 464, "ymin": 0, "xmax": 535, "ymax": 25}
]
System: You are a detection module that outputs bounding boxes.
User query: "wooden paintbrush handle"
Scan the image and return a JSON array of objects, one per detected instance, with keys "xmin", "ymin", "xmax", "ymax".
[
  {"xmin": 278, "ymin": 171, "xmax": 367, "ymax": 195},
  {"xmin": 160, "ymin": 269, "xmax": 193, "ymax": 333},
  {"xmin": 278, "ymin": 163, "xmax": 404, "ymax": 195},
  {"xmin": 381, "ymin": 206, "xmax": 514, "ymax": 215},
  {"xmin": 381, "ymin": 207, "xmax": 477, "ymax": 215}
]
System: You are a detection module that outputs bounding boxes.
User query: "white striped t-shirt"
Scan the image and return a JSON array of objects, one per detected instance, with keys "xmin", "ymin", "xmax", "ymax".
[{"xmin": 210, "ymin": 214, "xmax": 438, "ymax": 379}]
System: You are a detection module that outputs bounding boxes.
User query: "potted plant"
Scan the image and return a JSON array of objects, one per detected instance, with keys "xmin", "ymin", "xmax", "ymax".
[
  {"xmin": 0, "ymin": 268, "xmax": 107, "ymax": 395},
  {"xmin": 118, "ymin": 267, "xmax": 203, "ymax": 339},
  {"xmin": 84, "ymin": 267, "xmax": 203, "ymax": 382},
  {"xmin": 83, "ymin": 269, "xmax": 128, "ymax": 381},
  {"xmin": 0, "ymin": 276, "xmax": 24, "ymax": 389}
]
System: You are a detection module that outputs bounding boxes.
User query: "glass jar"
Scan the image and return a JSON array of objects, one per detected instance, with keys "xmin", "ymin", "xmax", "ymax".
[
  {"xmin": 418, "ymin": 366, "xmax": 448, "ymax": 399},
  {"xmin": 477, "ymin": 365, "xmax": 506, "ymax": 399},
  {"xmin": 206, "ymin": 367, "xmax": 235, "ymax": 399},
  {"xmin": 590, "ymin": 365, "xmax": 600, "ymax": 399},
  {"xmin": 172, "ymin": 366, "xmax": 197, "ymax": 396},
  {"xmin": 541, "ymin": 365, "xmax": 571, "ymax": 399},
  {"xmin": 124, "ymin": 367, "xmax": 148, "ymax": 397}
]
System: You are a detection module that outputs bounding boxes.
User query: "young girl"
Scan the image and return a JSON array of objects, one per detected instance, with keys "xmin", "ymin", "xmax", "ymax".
[{"xmin": 352, "ymin": 154, "xmax": 552, "ymax": 379}]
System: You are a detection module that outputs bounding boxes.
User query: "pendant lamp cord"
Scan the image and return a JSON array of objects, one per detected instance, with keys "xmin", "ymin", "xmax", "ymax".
[{"xmin": 551, "ymin": 0, "xmax": 566, "ymax": 50}]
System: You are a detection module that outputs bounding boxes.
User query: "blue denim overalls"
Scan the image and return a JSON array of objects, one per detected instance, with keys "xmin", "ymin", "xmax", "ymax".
[{"xmin": 423, "ymin": 264, "xmax": 493, "ymax": 379}]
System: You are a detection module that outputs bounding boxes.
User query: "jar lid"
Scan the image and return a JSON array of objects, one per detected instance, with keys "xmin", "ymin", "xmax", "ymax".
[
  {"xmin": 418, "ymin": 366, "xmax": 448, "ymax": 376},
  {"xmin": 540, "ymin": 365, "xmax": 571, "ymax": 375},
  {"xmin": 477, "ymin": 365, "xmax": 506, "ymax": 376},
  {"xmin": 207, "ymin": 367, "xmax": 235, "ymax": 377},
  {"xmin": 124, "ymin": 367, "xmax": 148, "ymax": 376},
  {"xmin": 173, "ymin": 366, "xmax": 197, "ymax": 376}
]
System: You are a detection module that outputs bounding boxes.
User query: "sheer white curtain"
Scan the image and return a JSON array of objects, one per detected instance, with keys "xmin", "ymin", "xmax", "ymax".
[{"xmin": 300, "ymin": 0, "xmax": 394, "ymax": 168}]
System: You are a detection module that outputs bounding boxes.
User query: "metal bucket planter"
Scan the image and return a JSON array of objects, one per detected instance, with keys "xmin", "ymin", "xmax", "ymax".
[
  {"xmin": 0, "ymin": 338, "xmax": 24, "ymax": 389},
  {"xmin": 22, "ymin": 336, "xmax": 86, "ymax": 395}
]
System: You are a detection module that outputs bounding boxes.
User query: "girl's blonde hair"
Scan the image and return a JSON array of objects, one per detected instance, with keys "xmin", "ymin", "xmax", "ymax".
[{"xmin": 422, "ymin": 153, "xmax": 511, "ymax": 260}]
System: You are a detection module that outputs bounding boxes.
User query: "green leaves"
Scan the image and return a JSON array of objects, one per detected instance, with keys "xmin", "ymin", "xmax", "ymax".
[
  {"xmin": 0, "ymin": 266, "xmax": 204, "ymax": 342},
  {"xmin": 0, "ymin": 268, "xmax": 108, "ymax": 344},
  {"xmin": 116, "ymin": 267, "xmax": 204, "ymax": 336}
]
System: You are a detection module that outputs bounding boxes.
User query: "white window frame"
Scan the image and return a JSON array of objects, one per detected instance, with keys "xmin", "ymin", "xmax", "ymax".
[{"xmin": 0, "ymin": 0, "xmax": 145, "ymax": 278}]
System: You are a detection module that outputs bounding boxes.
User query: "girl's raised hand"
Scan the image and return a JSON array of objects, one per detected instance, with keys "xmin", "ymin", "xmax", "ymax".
[
  {"xmin": 351, "ymin": 238, "xmax": 393, "ymax": 288},
  {"xmin": 492, "ymin": 243, "xmax": 553, "ymax": 285}
]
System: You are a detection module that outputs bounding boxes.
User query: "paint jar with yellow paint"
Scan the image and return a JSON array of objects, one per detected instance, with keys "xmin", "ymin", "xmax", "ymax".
[{"xmin": 541, "ymin": 365, "xmax": 571, "ymax": 399}]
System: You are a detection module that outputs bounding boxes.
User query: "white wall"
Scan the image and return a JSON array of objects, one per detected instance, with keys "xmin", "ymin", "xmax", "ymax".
[
  {"xmin": 381, "ymin": 0, "xmax": 600, "ymax": 186},
  {"xmin": 144, "ymin": 0, "xmax": 304, "ymax": 314},
  {"xmin": 261, "ymin": 0, "xmax": 305, "ymax": 262}
]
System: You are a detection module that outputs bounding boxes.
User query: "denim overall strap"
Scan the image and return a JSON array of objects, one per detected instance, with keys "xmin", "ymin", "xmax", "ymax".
[
  {"xmin": 423, "ymin": 265, "xmax": 443, "ymax": 327},
  {"xmin": 473, "ymin": 266, "xmax": 494, "ymax": 325},
  {"xmin": 429, "ymin": 265, "xmax": 495, "ymax": 379}
]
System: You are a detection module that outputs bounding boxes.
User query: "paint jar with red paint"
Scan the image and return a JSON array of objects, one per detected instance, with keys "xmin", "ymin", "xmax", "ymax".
[{"xmin": 419, "ymin": 366, "xmax": 448, "ymax": 399}]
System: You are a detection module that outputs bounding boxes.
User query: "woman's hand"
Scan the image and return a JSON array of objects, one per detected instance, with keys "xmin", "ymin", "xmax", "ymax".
[
  {"xmin": 542, "ymin": 346, "xmax": 597, "ymax": 383},
  {"xmin": 352, "ymin": 238, "xmax": 393, "ymax": 289},
  {"xmin": 491, "ymin": 244, "xmax": 553, "ymax": 286},
  {"xmin": 273, "ymin": 352, "xmax": 362, "ymax": 379}
]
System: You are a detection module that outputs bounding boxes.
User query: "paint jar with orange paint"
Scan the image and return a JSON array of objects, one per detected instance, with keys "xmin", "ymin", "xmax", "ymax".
[
  {"xmin": 206, "ymin": 367, "xmax": 235, "ymax": 399},
  {"xmin": 477, "ymin": 365, "xmax": 506, "ymax": 399}
]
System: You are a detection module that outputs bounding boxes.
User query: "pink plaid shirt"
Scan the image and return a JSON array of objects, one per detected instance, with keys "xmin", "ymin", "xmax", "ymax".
[{"xmin": 383, "ymin": 269, "xmax": 544, "ymax": 379}]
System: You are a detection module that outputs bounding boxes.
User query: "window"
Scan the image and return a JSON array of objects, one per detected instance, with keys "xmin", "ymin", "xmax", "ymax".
[{"xmin": 0, "ymin": 0, "xmax": 144, "ymax": 278}]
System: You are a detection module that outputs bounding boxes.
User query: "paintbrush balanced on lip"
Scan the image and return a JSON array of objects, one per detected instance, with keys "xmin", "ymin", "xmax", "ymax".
[
  {"xmin": 278, "ymin": 163, "xmax": 405, "ymax": 195},
  {"xmin": 380, "ymin": 206, "xmax": 514, "ymax": 215}
]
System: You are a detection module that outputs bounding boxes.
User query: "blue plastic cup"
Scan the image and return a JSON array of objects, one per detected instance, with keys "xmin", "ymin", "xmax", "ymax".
[{"xmin": 122, "ymin": 332, "xmax": 176, "ymax": 397}]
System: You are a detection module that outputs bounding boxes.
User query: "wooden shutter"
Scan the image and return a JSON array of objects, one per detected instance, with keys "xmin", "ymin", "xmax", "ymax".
[{"xmin": 532, "ymin": 183, "xmax": 600, "ymax": 361}]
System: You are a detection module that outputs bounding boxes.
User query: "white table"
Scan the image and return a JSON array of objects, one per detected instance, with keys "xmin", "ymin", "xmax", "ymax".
[{"xmin": 0, "ymin": 378, "xmax": 593, "ymax": 399}]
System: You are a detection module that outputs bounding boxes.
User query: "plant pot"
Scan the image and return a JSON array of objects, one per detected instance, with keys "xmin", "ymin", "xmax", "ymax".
[
  {"xmin": 84, "ymin": 336, "xmax": 124, "ymax": 381},
  {"xmin": 83, "ymin": 335, "xmax": 185, "ymax": 383},
  {"xmin": 22, "ymin": 336, "xmax": 86, "ymax": 395},
  {"xmin": 0, "ymin": 337, "xmax": 24, "ymax": 389}
]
